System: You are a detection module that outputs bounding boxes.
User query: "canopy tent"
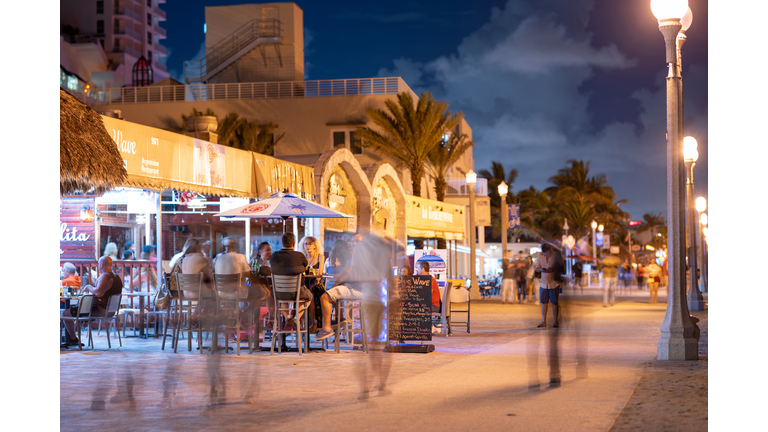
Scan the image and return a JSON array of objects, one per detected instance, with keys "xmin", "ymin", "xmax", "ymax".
[{"xmin": 60, "ymin": 89, "xmax": 127, "ymax": 195}]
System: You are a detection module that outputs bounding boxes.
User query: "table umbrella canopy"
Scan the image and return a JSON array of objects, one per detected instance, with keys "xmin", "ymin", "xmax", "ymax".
[
  {"xmin": 215, "ymin": 192, "xmax": 352, "ymax": 219},
  {"xmin": 60, "ymin": 89, "xmax": 127, "ymax": 195}
]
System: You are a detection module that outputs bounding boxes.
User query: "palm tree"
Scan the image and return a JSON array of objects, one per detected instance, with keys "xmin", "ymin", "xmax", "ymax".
[
  {"xmin": 428, "ymin": 132, "xmax": 474, "ymax": 201},
  {"xmin": 479, "ymin": 161, "xmax": 518, "ymax": 209},
  {"xmin": 638, "ymin": 212, "xmax": 665, "ymax": 244},
  {"xmin": 357, "ymin": 91, "xmax": 463, "ymax": 197}
]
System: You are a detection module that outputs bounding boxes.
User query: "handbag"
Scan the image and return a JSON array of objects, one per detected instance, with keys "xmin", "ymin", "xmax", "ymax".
[{"xmin": 154, "ymin": 258, "xmax": 183, "ymax": 310}]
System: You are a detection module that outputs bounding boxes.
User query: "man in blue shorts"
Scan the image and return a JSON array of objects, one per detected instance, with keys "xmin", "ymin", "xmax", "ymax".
[{"xmin": 533, "ymin": 243, "xmax": 562, "ymax": 328}]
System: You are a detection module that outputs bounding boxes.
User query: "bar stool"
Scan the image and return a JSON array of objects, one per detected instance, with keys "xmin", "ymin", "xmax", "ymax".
[{"xmin": 334, "ymin": 297, "xmax": 368, "ymax": 353}]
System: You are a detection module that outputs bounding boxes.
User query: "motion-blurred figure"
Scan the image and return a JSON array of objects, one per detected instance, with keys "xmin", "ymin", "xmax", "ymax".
[
  {"xmin": 646, "ymin": 261, "xmax": 662, "ymax": 304},
  {"xmin": 601, "ymin": 254, "xmax": 621, "ymax": 307},
  {"xmin": 533, "ymin": 244, "xmax": 564, "ymax": 328}
]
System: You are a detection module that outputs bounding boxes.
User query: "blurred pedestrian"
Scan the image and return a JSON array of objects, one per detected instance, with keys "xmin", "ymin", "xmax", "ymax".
[
  {"xmin": 646, "ymin": 261, "xmax": 662, "ymax": 304},
  {"xmin": 500, "ymin": 254, "xmax": 517, "ymax": 304},
  {"xmin": 534, "ymin": 243, "xmax": 563, "ymax": 328},
  {"xmin": 636, "ymin": 264, "xmax": 645, "ymax": 289},
  {"xmin": 601, "ymin": 254, "xmax": 621, "ymax": 307}
]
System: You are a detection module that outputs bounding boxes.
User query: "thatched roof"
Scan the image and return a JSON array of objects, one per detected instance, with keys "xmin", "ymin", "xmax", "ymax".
[{"xmin": 60, "ymin": 88, "xmax": 128, "ymax": 195}]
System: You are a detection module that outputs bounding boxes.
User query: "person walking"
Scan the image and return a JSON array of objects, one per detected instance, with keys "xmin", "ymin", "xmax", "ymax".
[
  {"xmin": 516, "ymin": 252, "xmax": 529, "ymax": 303},
  {"xmin": 500, "ymin": 254, "xmax": 517, "ymax": 304},
  {"xmin": 533, "ymin": 243, "xmax": 563, "ymax": 328},
  {"xmin": 600, "ymin": 254, "xmax": 621, "ymax": 307},
  {"xmin": 646, "ymin": 261, "xmax": 662, "ymax": 304}
]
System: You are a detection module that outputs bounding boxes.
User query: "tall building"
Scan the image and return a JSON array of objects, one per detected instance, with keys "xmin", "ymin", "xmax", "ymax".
[{"xmin": 61, "ymin": 0, "xmax": 170, "ymax": 89}]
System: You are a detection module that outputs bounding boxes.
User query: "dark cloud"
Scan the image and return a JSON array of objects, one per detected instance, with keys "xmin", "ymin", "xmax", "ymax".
[{"xmin": 377, "ymin": 0, "xmax": 707, "ymax": 219}]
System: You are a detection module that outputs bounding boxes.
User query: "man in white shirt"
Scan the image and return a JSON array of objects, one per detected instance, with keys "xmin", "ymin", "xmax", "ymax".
[{"xmin": 213, "ymin": 237, "xmax": 250, "ymax": 299}]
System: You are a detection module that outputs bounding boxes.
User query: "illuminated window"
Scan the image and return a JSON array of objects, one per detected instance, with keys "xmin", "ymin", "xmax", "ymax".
[{"xmin": 67, "ymin": 75, "xmax": 79, "ymax": 91}]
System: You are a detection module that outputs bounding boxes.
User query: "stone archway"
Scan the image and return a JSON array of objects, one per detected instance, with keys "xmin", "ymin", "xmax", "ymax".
[
  {"xmin": 314, "ymin": 148, "xmax": 373, "ymax": 235},
  {"xmin": 365, "ymin": 162, "xmax": 407, "ymax": 247}
]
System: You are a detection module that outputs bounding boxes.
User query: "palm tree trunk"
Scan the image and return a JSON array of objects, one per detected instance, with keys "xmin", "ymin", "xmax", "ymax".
[
  {"xmin": 410, "ymin": 165, "xmax": 424, "ymax": 197},
  {"xmin": 435, "ymin": 177, "xmax": 447, "ymax": 202}
]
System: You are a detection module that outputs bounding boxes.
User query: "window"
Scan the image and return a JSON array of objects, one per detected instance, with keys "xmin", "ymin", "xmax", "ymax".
[
  {"xmin": 147, "ymin": 0, "xmax": 152, "ymax": 7},
  {"xmin": 333, "ymin": 132, "xmax": 345, "ymax": 149},
  {"xmin": 349, "ymin": 131, "xmax": 362, "ymax": 154},
  {"xmin": 147, "ymin": 50, "xmax": 153, "ymax": 62},
  {"xmin": 114, "ymin": 38, "xmax": 120, "ymax": 50},
  {"xmin": 147, "ymin": 32, "xmax": 152, "ymax": 44},
  {"xmin": 147, "ymin": 13, "xmax": 152, "ymax": 26},
  {"xmin": 96, "ymin": 1, "xmax": 103, "ymax": 14},
  {"xmin": 96, "ymin": 20, "xmax": 104, "ymax": 34}
]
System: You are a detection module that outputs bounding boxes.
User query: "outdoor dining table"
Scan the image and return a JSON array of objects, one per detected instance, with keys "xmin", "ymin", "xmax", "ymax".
[
  {"xmin": 260, "ymin": 274, "xmax": 334, "ymax": 353},
  {"xmin": 122, "ymin": 291, "xmax": 154, "ymax": 339}
]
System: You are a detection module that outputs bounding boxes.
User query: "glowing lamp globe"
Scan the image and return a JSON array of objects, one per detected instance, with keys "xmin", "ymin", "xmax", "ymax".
[
  {"xmin": 498, "ymin": 181, "xmax": 508, "ymax": 196},
  {"xmin": 598, "ymin": 224, "xmax": 604, "ymax": 232},
  {"xmin": 683, "ymin": 136, "xmax": 698, "ymax": 162},
  {"xmin": 681, "ymin": 7, "xmax": 693, "ymax": 31},
  {"xmin": 591, "ymin": 221, "xmax": 598, "ymax": 230},
  {"xmin": 466, "ymin": 170, "xmax": 477, "ymax": 185},
  {"xmin": 651, "ymin": 0, "xmax": 689, "ymax": 21},
  {"xmin": 700, "ymin": 213, "xmax": 707, "ymax": 226},
  {"xmin": 695, "ymin": 197, "xmax": 707, "ymax": 213}
]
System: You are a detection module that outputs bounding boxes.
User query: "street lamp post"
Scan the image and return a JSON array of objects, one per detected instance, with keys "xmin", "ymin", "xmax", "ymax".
[
  {"xmin": 467, "ymin": 170, "xmax": 478, "ymax": 296},
  {"xmin": 591, "ymin": 220, "xmax": 597, "ymax": 287},
  {"xmin": 696, "ymin": 199, "xmax": 707, "ymax": 293},
  {"xmin": 499, "ymin": 181, "xmax": 509, "ymax": 264},
  {"xmin": 651, "ymin": 0, "xmax": 698, "ymax": 361},
  {"xmin": 684, "ymin": 136, "xmax": 703, "ymax": 310}
]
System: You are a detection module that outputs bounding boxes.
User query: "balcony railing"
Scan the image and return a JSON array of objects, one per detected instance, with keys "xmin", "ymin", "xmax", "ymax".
[
  {"xmin": 154, "ymin": 24, "xmax": 166, "ymax": 38},
  {"xmin": 114, "ymin": 26, "xmax": 141, "ymax": 41},
  {"xmin": 62, "ymin": 35, "xmax": 101, "ymax": 45},
  {"xmin": 445, "ymin": 178, "xmax": 488, "ymax": 197},
  {"xmin": 114, "ymin": 5, "xmax": 141, "ymax": 22},
  {"xmin": 112, "ymin": 45, "xmax": 141, "ymax": 59},
  {"xmin": 154, "ymin": 5, "xmax": 166, "ymax": 20},
  {"xmin": 90, "ymin": 76, "xmax": 417, "ymax": 105},
  {"xmin": 154, "ymin": 43, "xmax": 167, "ymax": 55},
  {"xmin": 152, "ymin": 61, "xmax": 167, "ymax": 72}
]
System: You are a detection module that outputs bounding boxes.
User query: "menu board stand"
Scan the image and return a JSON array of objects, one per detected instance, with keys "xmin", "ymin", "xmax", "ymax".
[{"xmin": 385, "ymin": 275, "xmax": 435, "ymax": 353}]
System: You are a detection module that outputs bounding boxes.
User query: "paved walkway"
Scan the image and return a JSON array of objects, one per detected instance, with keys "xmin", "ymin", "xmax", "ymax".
[{"xmin": 60, "ymin": 290, "xmax": 707, "ymax": 431}]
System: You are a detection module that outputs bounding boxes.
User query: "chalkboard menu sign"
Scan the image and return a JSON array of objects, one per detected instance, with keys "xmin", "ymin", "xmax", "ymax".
[{"xmin": 388, "ymin": 275, "xmax": 432, "ymax": 341}]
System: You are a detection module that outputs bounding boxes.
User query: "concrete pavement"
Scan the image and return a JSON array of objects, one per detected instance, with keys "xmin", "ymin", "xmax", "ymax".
[{"xmin": 60, "ymin": 290, "xmax": 707, "ymax": 431}]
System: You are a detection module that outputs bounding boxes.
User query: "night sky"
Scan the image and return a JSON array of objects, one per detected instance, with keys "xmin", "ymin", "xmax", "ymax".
[{"xmin": 160, "ymin": 0, "xmax": 708, "ymax": 221}]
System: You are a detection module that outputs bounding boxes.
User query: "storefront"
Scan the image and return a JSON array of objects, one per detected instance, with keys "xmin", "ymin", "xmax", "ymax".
[
  {"xmin": 405, "ymin": 195, "xmax": 466, "ymax": 280},
  {"xmin": 61, "ymin": 115, "xmax": 315, "ymax": 278}
]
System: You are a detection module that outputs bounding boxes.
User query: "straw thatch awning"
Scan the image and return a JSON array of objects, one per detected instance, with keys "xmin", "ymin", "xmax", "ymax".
[{"xmin": 60, "ymin": 88, "xmax": 127, "ymax": 195}]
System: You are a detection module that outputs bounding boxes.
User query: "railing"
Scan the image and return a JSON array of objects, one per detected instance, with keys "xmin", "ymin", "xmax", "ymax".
[
  {"xmin": 154, "ymin": 5, "xmax": 166, "ymax": 20},
  {"xmin": 184, "ymin": 18, "xmax": 281, "ymax": 83},
  {"xmin": 445, "ymin": 178, "xmax": 488, "ymax": 197},
  {"xmin": 114, "ymin": 26, "xmax": 141, "ymax": 41},
  {"xmin": 91, "ymin": 76, "xmax": 416, "ymax": 105},
  {"xmin": 61, "ymin": 260, "xmax": 158, "ymax": 308},
  {"xmin": 114, "ymin": 4, "xmax": 141, "ymax": 22},
  {"xmin": 152, "ymin": 61, "xmax": 167, "ymax": 72},
  {"xmin": 61, "ymin": 35, "xmax": 101, "ymax": 45},
  {"xmin": 113, "ymin": 45, "xmax": 141, "ymax": 59},
  {"xmin": 154, "ymin": 24, "xmax": 166, "ymax": 38},
  {"xmin": 154, "ymin": 43, "xmax": 167, "ymax": 55}
]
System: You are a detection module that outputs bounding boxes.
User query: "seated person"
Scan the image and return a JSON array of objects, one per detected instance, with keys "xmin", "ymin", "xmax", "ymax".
[
  {"xmin": 131, "ymin": 251, "xmax": 158, "ymax": 292},
  {"xmin": 269, "ymin": 233, "xmax": 311, "ymax": 326},
  {"xmin": 417, "ymin": 261, "xmax": 442, "ymax": 313},
  {"xmin": 324, "ymin": 240, "xmax": 351, "ymax": 276},
  {"xmin": 316, "ymin": 233, "xmax": 394, "ymax": 340},
  {"xmin": 180, "ymin": 239, "xmax": 215, "ymax": 322},
  {"xmin": 213, "ymin": 237, "xmax": 251, "ymax": 300},
  {"xmin": 399, "ymin": 265, "xmax": 412, "ymax": 276},
  {"xmin": 61, "ymin": 262, "xmax": 82, "ymax": 288},
  {"xmin": 62, "ymin": 257, "xmax": 123, "ymax": 347},
  {"xmin": 122, "ymin": 250, "xmax": 134, "ymax": 261}
]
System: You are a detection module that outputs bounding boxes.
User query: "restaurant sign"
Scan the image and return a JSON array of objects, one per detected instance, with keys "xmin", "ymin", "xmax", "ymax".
[{"xmin": 405, "ymin": 195, "xmax": 465, "ymax": 240}]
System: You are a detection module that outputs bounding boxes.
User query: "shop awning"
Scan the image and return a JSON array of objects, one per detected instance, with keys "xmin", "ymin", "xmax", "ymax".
[
  {"xmin": 102, "ymin": 115, "xmax": 256, "ymax": 197},
  {"xmin": 252, "ymin": 153, "xmax": 316, "ymax": 199},
  {"xmin": 405, "ymin": 195, "xmax": 466, "ymax": 240}
]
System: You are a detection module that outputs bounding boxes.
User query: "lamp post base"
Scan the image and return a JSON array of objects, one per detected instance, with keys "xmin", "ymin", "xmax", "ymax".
[{"xmin": 657, "ymin": 331, "xmax": 699, "ymax": 361}]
